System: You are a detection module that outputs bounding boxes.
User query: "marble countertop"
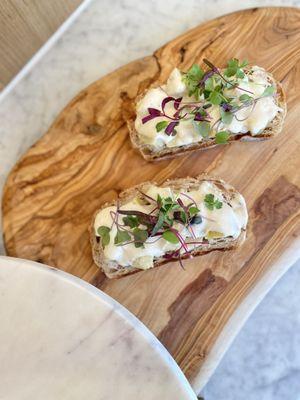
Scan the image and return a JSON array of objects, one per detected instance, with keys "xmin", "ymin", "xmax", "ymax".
[
  {"xmin": 0, "ymin": 256, "xmax": 197, "ymax": 400},
  {"xmin": 0, "ymin": 0, "xmax": 299, "ymax": 399}
]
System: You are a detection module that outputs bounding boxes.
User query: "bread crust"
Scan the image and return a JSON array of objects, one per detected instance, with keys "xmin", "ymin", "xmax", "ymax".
[
  {"xmin": 90, "ymin": 175, "xmax": 247, "ymax": 278},
  {"xmin": 127, "ymin": 67, "xmax": 287, "ymax": 161}
]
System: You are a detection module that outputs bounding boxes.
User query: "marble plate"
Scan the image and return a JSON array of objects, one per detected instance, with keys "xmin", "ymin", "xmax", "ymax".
[{"xmin": 0, "ymin": 256, "xmax": 196, "ymax": 400}]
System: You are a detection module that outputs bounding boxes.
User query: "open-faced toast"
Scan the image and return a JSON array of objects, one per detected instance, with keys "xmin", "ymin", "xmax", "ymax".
[
  {"xmin": 127, "ymin": 60, "xmax": 286, "ymax": 161},
  {"xmin": 90, "ymin": 175, "xmax": 248, "ymax": 278}
]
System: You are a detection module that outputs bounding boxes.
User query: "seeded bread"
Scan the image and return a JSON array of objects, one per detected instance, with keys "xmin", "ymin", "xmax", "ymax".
[
  {"xmin": 90, "ymin": 175, "xmax": 247, "ymax": 279},
  {"xmin": 127, "ymin": 67, "xmax": 287, "ymax": 161}
]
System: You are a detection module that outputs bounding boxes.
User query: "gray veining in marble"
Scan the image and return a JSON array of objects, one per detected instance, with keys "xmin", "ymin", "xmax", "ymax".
[
  {"xmin": 0, "ymin": 256, "xmax": 197, "ymax": 400},
  {"xmin": 0, "ymin": 0, "xmax": 299, "ymax": 399}
]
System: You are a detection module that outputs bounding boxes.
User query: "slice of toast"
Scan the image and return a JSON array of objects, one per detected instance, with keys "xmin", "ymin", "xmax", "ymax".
[
  {"xmin": 127, "ymin": 66, "xmax": 287, "ymax": 162},
  {"xmin": 90, "ymin": 175, "xmax": 248, "ymax": 278}
]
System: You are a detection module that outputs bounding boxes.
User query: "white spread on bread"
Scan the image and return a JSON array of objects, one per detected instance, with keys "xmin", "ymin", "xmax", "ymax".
[
  {"xmin": 134, "ymin": 66, "xmax": 283, "ymax": 150},
  {"xmin": 94, "ymin": 181, "xmax": 248, "ymax": 269}
]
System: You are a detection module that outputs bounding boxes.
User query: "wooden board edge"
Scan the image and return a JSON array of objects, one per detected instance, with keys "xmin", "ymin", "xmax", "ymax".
[{"xmin": 192, "ymin": 239, "xmax": 300, "ymax": 394}]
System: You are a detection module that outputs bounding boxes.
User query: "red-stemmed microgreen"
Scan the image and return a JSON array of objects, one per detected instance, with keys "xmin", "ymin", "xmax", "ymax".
[
  {"xmin": 97, "ymin": 190, "xmax": 226, "ymax": 269},
  {"xmin": 203, "ymin": 58, "xmax": 254, "ymax": 95},
  {"xmin": 142, "ymin": 95, "xmax": 211, "ymax": 136},
  {"xmin": 140, "ymin": 58, "xmax": 276, "ymax": 145}
]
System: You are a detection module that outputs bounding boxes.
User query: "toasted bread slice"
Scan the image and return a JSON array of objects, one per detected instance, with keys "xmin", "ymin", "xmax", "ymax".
[
  {"xmin": 127, "ymin": 66, "xmax": 286, "ymax": 161},
  {"xmin": 90, "ymin": 175, "xmax": 247, "ymax": 278}
]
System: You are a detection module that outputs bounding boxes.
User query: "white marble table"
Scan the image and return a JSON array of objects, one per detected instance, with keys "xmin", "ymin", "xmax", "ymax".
[
  {"xmin": 0, "ymin": 256, "xmax": 197, "ymax": 400},
  {"xmin": 0, "ymin": 1, "xmax": 299, "ymax": 399}
]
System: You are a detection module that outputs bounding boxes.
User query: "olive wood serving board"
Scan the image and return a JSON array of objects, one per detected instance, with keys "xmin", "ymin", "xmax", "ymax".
[{"xmin": 3, "ymin": 7, "xmax": 300, "ymax": 393}]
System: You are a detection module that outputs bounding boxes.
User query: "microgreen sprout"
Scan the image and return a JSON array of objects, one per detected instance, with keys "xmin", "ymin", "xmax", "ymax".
[
  {"xmin": 97, "ymin": 189, "xmax": 225, "ymax": 267},
  {"xmin": 204, "ymin": 194, "xmax": 223, "ymax": 210},
  {"xmin": 141, "ymin": 58, "xmax": 276, "ymax": 144}
]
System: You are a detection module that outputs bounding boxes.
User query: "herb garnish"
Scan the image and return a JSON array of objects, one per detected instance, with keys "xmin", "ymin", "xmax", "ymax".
[
  {"xmin": 97, "ymin": 189, "xmax": 225, "ymax": 267},
  {"xmin": 204, "ymin": 194, "xmax": 223, "ymax": 211},
  {"xmin": 97, "ymin": 226, "xmax": 111, "ymax": 246},
  {"xmin": 224, "ymin": 58, "xmax": 248, "ymax": 79},
  {"xmin": 114, "ymin": 229, "xmax": 131, "ymax": 245},
  {"xmin": 117, "ymin": 193, "xmax": 190, "ymax": 248},
  {"xmin": 141, "ymin": 58, "xmax": 276, "ymax": 144},
  {"xmin": 215, "ymin": 131, "xmax": 230, "ymax": 144}
]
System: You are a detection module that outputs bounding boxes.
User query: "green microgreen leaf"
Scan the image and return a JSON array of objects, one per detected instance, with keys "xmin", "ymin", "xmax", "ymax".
[
  {"xmin": 240, "ymin": 59, "xmax": 248, "ymax": 67},
  {"xmin": 209, "ymin": 91, "xmax": 223, "ymax": 105},
  {"xmin": 194, "ymin": 121, "xmax": 210, "ymax": 138},
  {"xmin": 123, "ymin": 215, "xmax": 139, "ymax": 229},
  {"xmin": 180, "ymin": 211, "xmax": 188, "ymax": 224},
  {"xmin": 193, "ymin": 87, "xmax": 200, "ymax": 100},
  {"xmin": 236, "ymin": 69, "xmax": 245, "ymax": 79},
  {"xmin": 220, "ymin": 108, "xmax": 233, "ymax": 125},
  {"xmin": 225, "ymin": 68, "xmax": 236, "ymax": 77},
  {"xmin": 133, "ymin": 228, "xmax": 148, "ymax": 248},
  {"xmin": 156, "ymin": 121, "xmax": 169, "ymax": 132},
  {"xmin": 204, "ymin": 194, "xmax": 214, "ymax": 210},
  {"xmin": 114, "ymin": 229, "xmax": 131, "ymax": 245},
  {"xmin": 205, "ymin": 77, "xmax": 214, "ymax": 91},
  {"xmin": 224, "ymin": 63, "xmax": 238, "ymax": 77},
  {"xmin": 261, "ymin": 85, "xmax": 275, "ymax": 97},
  {"xmin": 224, "ymin": 58, "xmax": 248, "ymax": 80},
  {"xmin": 151, "ymin": 211, "xmax": 165, "ymax": 236},
  {"xmin": 97, "ymin": 226, "xmax": 111, "ymax": 247},
  {"xmin": 189, "ymin": 206, "xmax": 200, "ymax": 216},
  {"xmin": 157, "ymin": 194, "xmax": 163, "ymax": 207},
  {"xmin": 188, "ymin": 64, "xmax": 204, "ymax": 80},
  {"xmin": 214, "ymin": 84, "xmax": 222, "ymax": 92},
  {"xmin": 160, "ymin": 196, "xmax": 179, "ymax": 214},
  {"xmin": 239, "ymin": 94, "xmax": 252, "ymax": 103},
  {"xmin": 203, "ymin": 90, "xmax": 210, "ymax": 99},
  {"xmin": 165, "ymin": 215, "xmax": 174, "ymax": 226},
  {"xmin": 204, "ymin": 194, "xmax": 223, "ymax": 211},
  {"xmin": 230, "ymin": 101, "xmax": 239, "ymax": 108},
  {"xmin": 182, "ymin": 64, "xmax": 205, "ymax": 99},
  {"xmin": 228, "ymin": 58, "xmax": 239, "ymax": 69},
  {"xmin": 215, "ymin": 130, "xmax": 230, "ymax": 144},
  {"xmin": 215, "ymin": 199, "xmax": 223, "ymax": 209},
  {"xmin": 162, "ymin": 230, "xmax": 179, "ymax": 244}
]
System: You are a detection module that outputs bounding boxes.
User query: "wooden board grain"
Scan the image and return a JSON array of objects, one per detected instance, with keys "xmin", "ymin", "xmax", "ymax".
[{"xmin": 2, "ymin": 7, "xmax": 300, "ymax": 393}]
